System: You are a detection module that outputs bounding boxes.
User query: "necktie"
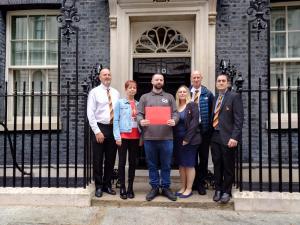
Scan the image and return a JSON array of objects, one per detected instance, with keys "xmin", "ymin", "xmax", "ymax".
[
  {"xmin": 107, "ymin": 89, "xmax": 114, "ymax": 124},
  {"xmin": 213, "ymin": 95, "xmax": 223, "ymax": 128},
  {"xmin": 194, "ymin": 90, "xmax": 199, "ymax": 104}
]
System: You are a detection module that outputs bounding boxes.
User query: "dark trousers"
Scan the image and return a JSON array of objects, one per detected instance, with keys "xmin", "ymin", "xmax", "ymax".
[
  {"xmin": 93, "ymin": 123, "xmax": 117, "ymax": 189},
  {"xmin": 211, "ymin": 131, "xmax": 236, "ymax": 194},
  {"xmin": 118, "ymin": 138, "xmax": 139, "ymax": 187},
  {"xmin": 195, "ymin": 133, "xmax": 210, "ymax": 187}
]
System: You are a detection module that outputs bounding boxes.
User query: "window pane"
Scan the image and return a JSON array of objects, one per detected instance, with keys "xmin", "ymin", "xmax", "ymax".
[
  {"xmin": 12, "ymin": 16, "xmax": 27, "ymax": 40},
  {"xmin": 32, "ymin": 70, "xmax": 46, "ymax": 116},
  {"xmin": 271, "ymin": 33, "xmax": 286, "ymax": 58},
  {"xmin": 34, "ymin": 96, "xmax": 47, "ymax": 116},
  {"xmin": 29, "ymin": 41, "xmax": 45, "ymax": 65},
  {"xmin": 286, "ymin": 62, "xmax": 300, "ymax": 86},
  {"xmin": 13, "ymin": 70, "xmax": 29, "ymax": 92},
  {"xmin": 283, "ymin": 62, "xmax": 299, "ymax": 113},
  {"xmin": 288, "ymin": 32, "xmax": 300, "ymax": 57},
  {"xmin": 28, "ymin": 16, "xmax": 45, "ymax": 39},
  {"xmin": 13, "ymin": 70, "xmax": 29, "ymax": 116},
  {"xmin": 288, "ymin": 6, "xmax": 300, "ymax": 30},
  {"xmin": 291, "ymin": 92, "xmax": 298, "ymax": 113},
  {"xmin": 271, "ymin": 7, "xmax": 286, "ymax": 31},
  {"xmin": 48, "ymin": 69, "xmax": 58, "ymax": 92},
  {"xmin": 271, "ymin": 63, "xmax": 284, "ymax": 86},
  {"xmin": 32, "ymin": 70, "xmax": 46, "ymax": 90},
  {"xmin": 16, "ymin": 96, "xmax": 30, "ymax": 116},
  {"xmin": 271, "ymin": 91, "xmax": 284, "ymax": 113},
  {"xmin": 270, "ymin": 63, "xmax": 284, "ymax": 113},
  {"xmin": 46, "ymin": 16, "xmax": 58, "ymax": 39},
  {"xmin": 50, "ymin": 96, "xmax": 57, "ymax": 116},
  {"xmin": 11, "ymin": 41, "xmax": 27, "ymax": 65},
  {"xmin": 48, "ymin": 69, "xmax": 58, "ymax": 116},
  {"xmin": 46, "ymin": 41, "xmax": 58, "ymax": 65}
]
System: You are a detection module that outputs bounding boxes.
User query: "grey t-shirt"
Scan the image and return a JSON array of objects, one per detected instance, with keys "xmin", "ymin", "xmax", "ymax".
[{"xmin": 137, "ymin": 90, "xmax": 178, "ymax": 140}]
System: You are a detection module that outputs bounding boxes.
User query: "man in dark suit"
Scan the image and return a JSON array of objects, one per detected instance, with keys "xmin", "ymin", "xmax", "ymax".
[{"xmin": 211, "ymin": 74, "xmax": 243, "ymax": 204}]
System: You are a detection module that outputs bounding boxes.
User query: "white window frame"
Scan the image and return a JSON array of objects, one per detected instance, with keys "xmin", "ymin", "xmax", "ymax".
[
  {"xmin": 269, "ymin": 1, "xmax": 300, "ymax": 129},
  {"xmin": 4, "ymin": 10, "xmax": 60, "ymax": 131}
]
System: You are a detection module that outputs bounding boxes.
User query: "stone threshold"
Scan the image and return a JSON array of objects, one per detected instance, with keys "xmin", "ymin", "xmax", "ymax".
[
  {"xmin": 91, "ymin": 191, "xmax": 234, "ymax": 210},
  {"xmin": 233, "ymin": 190, "xmax": 300, "ymax": 212},
  {"xmin": 0, "ymin": 185, "xmax": 94, "ymax": 207}
]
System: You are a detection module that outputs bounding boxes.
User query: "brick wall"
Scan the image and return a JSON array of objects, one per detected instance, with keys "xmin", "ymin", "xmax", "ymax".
[
  {"xmin": 0, "ymin": 10, "xmax": 6, "ymax": 120},
  {"xmin": 216, "ymin": 0, "xmax": 299, "ymax": 164},
  {"xmin": 0, "ymin": 0, "xmax": 110, "ymax": 175}
]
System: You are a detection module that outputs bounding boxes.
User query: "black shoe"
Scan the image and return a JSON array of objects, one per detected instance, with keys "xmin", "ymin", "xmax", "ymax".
[
  {"xmin": 213, "ymin": 191, "xmax": 222, "ymax": 202},
  {"xmin": 220, "ymin": 192, "xmax": 230, "ymax": 204},
  {"xmin": 161, "ymin": 188, "xmax": 177, "ymax": 201},
  {"xmin": 95, "ymin": 188, "xmax": 103, "ymax": 198},
  {"xmin": 127, "ymin": 187, "xmax": 135, "ymax": 199},
  {"xmin": 127, "ymin": 190, "xmax": 135, "ymax": 199},
  {"xmin": 146, "ymin": 187, "xmax": 159, "ymax": 201},
  {"xmin": 127, "ymin": 182, "xmax": 135, "ymax": 199},
  {"xmin": 198, "ymin": 185, "xmax": 207, "ymax": 195},
  {"xmin": 120, "ymin": 187, "xmax": 127, "ymax": 200},
  {"xmin": 102, "ymin": 187, "xmax": 116, "ymax": 195}
]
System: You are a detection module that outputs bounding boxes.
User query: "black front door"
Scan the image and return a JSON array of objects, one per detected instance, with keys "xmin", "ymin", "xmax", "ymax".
[{"xmin": 133, "ymin": 57, "xmax": 191, "ymax": 168}]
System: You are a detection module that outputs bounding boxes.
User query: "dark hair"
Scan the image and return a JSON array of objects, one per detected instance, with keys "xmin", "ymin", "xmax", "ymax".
[
  {"xmin": 152, "ymin": 73, "xmax": 164, "ymax": 79},
  {"xmin": 217, "ymin": 74, "xmax": 229, "ymax": 81},
  {"xmin": 125, "ymin": 80, "xmax": 137, "ymax": 89}
]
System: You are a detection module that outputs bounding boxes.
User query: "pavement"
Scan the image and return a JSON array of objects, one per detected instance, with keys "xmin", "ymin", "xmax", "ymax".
[
  {"xmin": 1, "ymin": 175, "xmax": 300, "ymax": 225},
  {"xmin": 1, "ymin": 206, "xmax": 300, "ymax": 225}
]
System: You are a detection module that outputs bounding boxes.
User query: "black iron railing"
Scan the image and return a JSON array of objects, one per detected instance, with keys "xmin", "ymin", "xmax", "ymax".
[
  {"xmin": 0, "ymin": 81, "xmax": 93, "ymax": 188},
  {"xmin": 235, "ymin": 77, "xmax": 300, "ymax": 193}
]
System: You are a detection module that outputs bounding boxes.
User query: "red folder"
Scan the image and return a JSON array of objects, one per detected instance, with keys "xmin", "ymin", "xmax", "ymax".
[{"xmin": 145, "ymin": 106, "xmax": 171, "ymax": 125}]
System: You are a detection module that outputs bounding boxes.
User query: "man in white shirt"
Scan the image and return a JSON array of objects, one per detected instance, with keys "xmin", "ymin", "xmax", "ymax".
[{"xmin": 87, "ymin": 68, "xmax": 120, "ymax": 197}]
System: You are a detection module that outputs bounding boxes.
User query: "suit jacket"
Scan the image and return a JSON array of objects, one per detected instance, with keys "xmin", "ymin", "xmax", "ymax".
[
  {"xmin": 212, "ymin": 90, "xmax": 244, "ymax": 145},
  {"xmin": 181, "ymin": 102, "xmax": 202, "ymax": 145}
]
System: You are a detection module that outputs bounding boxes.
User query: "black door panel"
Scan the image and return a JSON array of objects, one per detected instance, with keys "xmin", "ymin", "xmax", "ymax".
[{"xmin": 133, "ymin": 57, "xmax": 191, "ymax": 169}]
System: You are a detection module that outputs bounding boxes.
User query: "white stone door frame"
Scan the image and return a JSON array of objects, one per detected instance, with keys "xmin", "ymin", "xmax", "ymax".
[{"xmin": 108, "ymin": 0, "xmax": 217, "ymax": 95}]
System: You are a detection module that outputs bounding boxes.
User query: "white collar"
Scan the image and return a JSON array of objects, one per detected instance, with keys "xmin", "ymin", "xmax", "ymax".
[
  {"xmin": 191, "ymin": 86, "xmax": 201, "ymax": 93},
  {"xmin": 100, "ymin": 83, "xmax": 110, "ymax": 91}
]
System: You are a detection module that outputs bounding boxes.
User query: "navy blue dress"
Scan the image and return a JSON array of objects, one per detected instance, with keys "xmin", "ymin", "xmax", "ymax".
[{"xmin": 174, "ymin": 109, "xmax": 198, "ymax": 167}]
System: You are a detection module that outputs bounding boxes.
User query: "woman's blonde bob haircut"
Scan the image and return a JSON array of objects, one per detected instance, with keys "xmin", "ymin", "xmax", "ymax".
[{"xmin": 175, "ymin": 85, "xmax": 191, "ymax": 109}]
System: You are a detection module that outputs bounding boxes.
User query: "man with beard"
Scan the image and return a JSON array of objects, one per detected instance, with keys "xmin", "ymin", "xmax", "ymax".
[
  {"xmin": 137, "ymin": 74, "xmax": 178, "ymax": 201},
  {"xmin": 87, "ymin": 68, "xmax": 120, "ymax": 198}
]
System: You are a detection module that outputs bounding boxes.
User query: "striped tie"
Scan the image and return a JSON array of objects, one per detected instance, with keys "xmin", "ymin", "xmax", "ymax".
[
  {"xmin": 107, "ymin": 89, "xmax": 114, "ymax": 124},
  {"xmin": 213, "ymin": 95, "xmax": 223, "ymax": 128},
  {"xmin": 194, "ymin": 90, "xmax": 199, "ymax": 104}
]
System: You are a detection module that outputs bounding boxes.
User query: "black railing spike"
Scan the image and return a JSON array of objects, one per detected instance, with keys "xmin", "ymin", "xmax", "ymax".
[
  {"xmin": 235, "ymin": 72, "xmax": 245, "ymax": 91},
  {"xmin": 57, "ymin": 0, "xmax": 80, "ymax": 46},
  {"xmin": 219, "ymin": 59, "xmax": 243, "ymax": 91},
  {"xmin": 247, "ymin": 0, "xmax": 270, "ymax": 40}
]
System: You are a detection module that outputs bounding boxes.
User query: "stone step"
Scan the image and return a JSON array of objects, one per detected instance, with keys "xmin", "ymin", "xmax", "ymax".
[{"xmin": 92, "ymin": 180, "xmax": 233, "ymax": 210}]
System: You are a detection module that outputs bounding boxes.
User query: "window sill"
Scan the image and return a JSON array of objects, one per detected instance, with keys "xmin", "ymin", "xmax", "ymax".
[
  {"xmin": 265, "ymin": 114, "xmax": 298, "ymax": 130},
  {"xmin": 0, "ymin": 118, "xmax": 62, "ymax": 131}
]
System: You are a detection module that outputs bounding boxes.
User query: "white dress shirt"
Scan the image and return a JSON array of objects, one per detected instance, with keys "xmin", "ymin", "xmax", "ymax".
[{"xmin": 87, "ymin": 83, "xmax": 120, "ymax": 134}]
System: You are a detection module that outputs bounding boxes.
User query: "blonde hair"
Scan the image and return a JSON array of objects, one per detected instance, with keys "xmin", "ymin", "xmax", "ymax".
[{"xmin": 175, "ymin": 85, "xmax": 191, "ymax": 109}]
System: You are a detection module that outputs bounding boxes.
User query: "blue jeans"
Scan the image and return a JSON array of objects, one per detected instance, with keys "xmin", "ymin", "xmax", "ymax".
[{"xmin": 144, "ymin": 140, "xmax": 173, "ymax": 189}]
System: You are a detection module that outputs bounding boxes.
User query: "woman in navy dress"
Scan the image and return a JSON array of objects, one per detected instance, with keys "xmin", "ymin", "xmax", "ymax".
[{"xmin": 174, "ymin": 85, "xmax": 201, "ymax": 198}]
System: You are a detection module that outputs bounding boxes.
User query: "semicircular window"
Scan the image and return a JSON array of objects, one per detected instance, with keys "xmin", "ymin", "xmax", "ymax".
[{"xmin": 134, "ymin": 26, "xmax": 190, "ymax": 54}]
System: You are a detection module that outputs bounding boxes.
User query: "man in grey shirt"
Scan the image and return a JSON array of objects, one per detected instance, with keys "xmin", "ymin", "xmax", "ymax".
[{"xmin": 137, "ymin": 74, "xmax": 178, "ymax": 201}]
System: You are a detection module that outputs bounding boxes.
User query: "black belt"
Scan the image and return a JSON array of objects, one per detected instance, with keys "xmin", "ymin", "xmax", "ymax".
[{"xmin": 97, "ymin": 123, "xmax": 113, "ymax": 127}]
